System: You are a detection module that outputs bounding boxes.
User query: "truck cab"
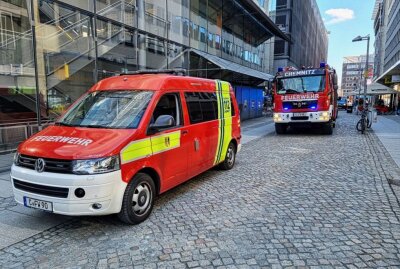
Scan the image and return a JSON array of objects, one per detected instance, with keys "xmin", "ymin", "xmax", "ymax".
[{"xmin": 272, "ymin": 63, "xmax": 339, "ymax": 134}]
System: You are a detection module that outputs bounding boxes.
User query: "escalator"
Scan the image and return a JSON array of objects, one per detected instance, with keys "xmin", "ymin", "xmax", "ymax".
[
  {"xmin": 0, "ymin": 1, "xmax": 128, "ymax": 122},
  {"xmin": 40, "ymin": 0, "xmax": 126, "ymax": 90}
]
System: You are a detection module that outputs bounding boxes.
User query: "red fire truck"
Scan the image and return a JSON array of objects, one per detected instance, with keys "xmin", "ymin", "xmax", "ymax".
[{"xmin": 272, "ymin": 63, "xmax": 339, "ymax": 135}]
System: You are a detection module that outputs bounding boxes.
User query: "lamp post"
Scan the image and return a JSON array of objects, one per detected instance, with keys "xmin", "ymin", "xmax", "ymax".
[{"xmin": 352, "ymin": 35, "xmax": 370, "ymax": 110}]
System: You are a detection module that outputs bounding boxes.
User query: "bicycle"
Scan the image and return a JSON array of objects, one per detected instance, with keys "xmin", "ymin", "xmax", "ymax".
[{"xmin": 356, "ymin": 105, "xmax": 372, "ymax": 134}]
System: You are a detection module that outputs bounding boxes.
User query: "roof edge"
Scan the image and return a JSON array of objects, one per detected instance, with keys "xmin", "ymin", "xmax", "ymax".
[{"xmin": 240, "ymin": 0, "xmax": 291, "ymax": 43}]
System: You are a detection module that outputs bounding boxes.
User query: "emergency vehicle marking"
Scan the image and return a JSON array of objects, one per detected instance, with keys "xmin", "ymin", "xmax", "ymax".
[
  {"xmin": 281, "ymin": 94, "xmax": 319, "ymax": 101},
  {"xmin": 281, "ymin": 69, "xmax": 325, "ymax": 77},
  {"xmin": 214, "ymin": 81, "xmax": 232, "ymax": 165},
  {"xmin": 31, "ymin": 136, "xmax": 93, "ymax": 146},
  {"xmin": 120, "ymin": 131, "xmax": 181, "ymax": 164}
]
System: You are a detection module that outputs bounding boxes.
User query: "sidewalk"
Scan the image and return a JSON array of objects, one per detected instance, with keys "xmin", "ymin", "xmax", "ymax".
[
  {"xmin": 373, "ymin": 115, "xmax": 400, "ymax": 168},
  {"xmin": 0, "ymin": 153, "xmax": 14, "ymax": 173}
]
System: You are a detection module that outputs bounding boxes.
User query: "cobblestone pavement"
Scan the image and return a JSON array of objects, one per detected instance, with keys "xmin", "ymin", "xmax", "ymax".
[{"xmin": 0, "ymin": 112, "xmax": 400, "ymax": 268}]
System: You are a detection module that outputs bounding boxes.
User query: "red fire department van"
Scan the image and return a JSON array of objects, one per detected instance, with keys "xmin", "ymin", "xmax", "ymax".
[
  {"xmin": 11, "ymin": 71, "xmax": 241, "ymax": 224},
  {"xmin": 272, "ymin": 63, "xmax": 339, "ymax": 134}
]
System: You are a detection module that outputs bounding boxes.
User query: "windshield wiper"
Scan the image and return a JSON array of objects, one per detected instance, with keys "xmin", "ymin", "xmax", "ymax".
[
  {"xmin": 285, "ymin": 89, "xmax": 299, "ymax": 94},
  {"xmin": 55, "ymin": 122, "xmax": 73, "ymax": 127},
  {"xmin": 78, "ymin": 124, "xmax": 113, "ymax": 129}
]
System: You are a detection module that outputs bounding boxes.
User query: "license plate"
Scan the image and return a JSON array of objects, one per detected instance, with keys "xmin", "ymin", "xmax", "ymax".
[
  {"xmin": 293, "ymin": 113, "xmax": 307, "ymax": 116},
  {"xmin": 23, "ymin": 197, "xmax": 53, "ymax": 212}
]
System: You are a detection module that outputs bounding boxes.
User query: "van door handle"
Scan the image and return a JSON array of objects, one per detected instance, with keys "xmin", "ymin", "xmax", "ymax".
[{"xmin": 182, "ymin": 130, "xmax": 189, "ymax": 135}]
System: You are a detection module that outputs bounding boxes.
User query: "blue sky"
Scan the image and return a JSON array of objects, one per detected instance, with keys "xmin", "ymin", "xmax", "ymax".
[{"xmin": 316, "ymin": 0, "xmax": 376, "ymax": 82}]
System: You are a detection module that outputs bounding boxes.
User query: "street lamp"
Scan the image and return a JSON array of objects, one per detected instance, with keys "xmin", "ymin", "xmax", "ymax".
[{"xmin": 352, "ymin": 35, "xmax": 370, "ymax": 110}]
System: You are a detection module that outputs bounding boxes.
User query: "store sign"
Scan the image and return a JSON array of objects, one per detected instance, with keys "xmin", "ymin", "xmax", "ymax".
[{"xmin": 282, "ymin": 69, "xmax": 325, "ymax": 77}]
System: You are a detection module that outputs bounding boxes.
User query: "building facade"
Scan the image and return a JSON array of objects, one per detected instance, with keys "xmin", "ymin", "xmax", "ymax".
[
  {"xmin": 0, "ymin": 0, "xmax": 288, "ymax": 129},
  {"xmin": 372, "ymin": 0, "xmax": 387, "ymax": 80},
  {"xmin": 341, "ymin": 55, "xmax": 374, "ymax": 97},
  {"xmin": 374, "ymin": 0, "xmax": 400, "ymax": 87},
  {"xmin": 373, "ymin": 0, "xmax": 400, "ymax": 111},
  {"xmin": 272, "ymin": 0, "xmax": 328, "ymax": 71}
]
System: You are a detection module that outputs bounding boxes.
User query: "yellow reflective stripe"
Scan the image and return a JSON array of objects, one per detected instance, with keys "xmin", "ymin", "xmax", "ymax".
[
  {"xmin": 214, "ymin": 82, "xmax": 223, "ymax": 164},
  {"xmin": 121, "ymin": 138, "xmax": 152, "ymax": 164},
  {"xmin": 220, "ymin": 81, "xmax": 232, "ymax": 163},
  {"xmin": 151, "ymin": 130, "xmax": 181, "ymax": 155},
  {"xmin": 120, "ymin": 131, "xmax": 181, "ymax": 164},
  {"xmin": 214, "ymin": 80, "xmax": 233, "ymax": 165}
]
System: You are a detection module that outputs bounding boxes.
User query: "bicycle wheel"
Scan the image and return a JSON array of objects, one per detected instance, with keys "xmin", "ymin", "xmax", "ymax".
[
  {"xmin": 361, "ymin": 118, "xmax": 366, "ymax": 134},
  {"xmin": 356, "ymin": 119, "xmax": 362, "ymax": 131}
]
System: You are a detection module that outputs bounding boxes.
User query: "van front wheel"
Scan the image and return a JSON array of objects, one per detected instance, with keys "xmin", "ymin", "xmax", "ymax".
[
  {"xmin": 219, "ymin": 142, "xmax": 236, "ymax": 170},
  {"xmin": 118, "ymin": 173, "xmax": 155, "ymax": 225}
]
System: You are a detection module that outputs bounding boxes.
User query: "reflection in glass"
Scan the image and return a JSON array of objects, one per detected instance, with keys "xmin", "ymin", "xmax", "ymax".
[
  {"xmin": 58, "ymin": 90, "xmax": 153, "ymax": 128},
  {"xmin": 138, "ymin": 33, "xmax": 167, "ymax": 69},
  {"xmin": 138, "ymin": 0, "xmax": 167, "ymax": 38}
]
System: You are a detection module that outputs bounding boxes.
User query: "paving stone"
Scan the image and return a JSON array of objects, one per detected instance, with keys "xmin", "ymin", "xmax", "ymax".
[{"xmin": 0, "ymin": 112, "xmax": 399, "ymax": 268}]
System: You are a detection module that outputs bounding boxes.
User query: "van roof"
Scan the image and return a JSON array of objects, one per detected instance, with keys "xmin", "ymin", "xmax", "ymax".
[{"xmin": 90, "ymin": 74, "xmax": 225, "ymax": 93}]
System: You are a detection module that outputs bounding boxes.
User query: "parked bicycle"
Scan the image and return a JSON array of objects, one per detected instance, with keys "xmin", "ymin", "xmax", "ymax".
[{"xmin": 356, "ymin": 104, "xmax": 372, "ymax": 134}]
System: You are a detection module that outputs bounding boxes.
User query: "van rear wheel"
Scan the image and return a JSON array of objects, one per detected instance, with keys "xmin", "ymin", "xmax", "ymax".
[
  {"xmin": 219, "ymin": 142, "xmax": 236, "ymax": 170},
  {"xmin": 118, "ymin": 173, "xmax": 155, "ymax": 225}
]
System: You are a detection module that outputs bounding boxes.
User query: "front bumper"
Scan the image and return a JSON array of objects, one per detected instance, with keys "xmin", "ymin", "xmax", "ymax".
[
  {"xmin": 273, "ymin": 110, "xmax": 331, "ymax": 123},
  {"xmin": 11, "ymin": 165, "xmax": 127, "ymax": 216}
]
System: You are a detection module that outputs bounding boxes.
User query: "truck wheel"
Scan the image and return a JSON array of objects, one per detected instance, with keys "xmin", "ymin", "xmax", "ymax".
[
  {"xmin": 118, "ymin": 173, "xmax": 155, "ymax": 225},
  {"xmin": 275, "ymin": 123, "xmax": 287, "ymax": 134},
  {"xmin": 219, "ymin": 142, "xmax": 236, "ymax": 170},
  {"xmin": 322, "ymin": 123, "xmax": 333, "ymax": 135}
]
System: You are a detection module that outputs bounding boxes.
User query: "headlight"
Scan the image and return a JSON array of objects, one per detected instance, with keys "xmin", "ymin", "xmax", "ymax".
[
  {"xmin": 72, "ymin": 156, "xmax": 120, "ymax": 175},
  {"xmin": 13, "ymin": 152, "xmax": 20, "ymax": 166}
]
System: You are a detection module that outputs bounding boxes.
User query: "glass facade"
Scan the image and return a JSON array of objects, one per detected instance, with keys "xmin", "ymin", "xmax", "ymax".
[{"xmin": 0, "ymin": 0, "xmax": 283, "ymax": 147}]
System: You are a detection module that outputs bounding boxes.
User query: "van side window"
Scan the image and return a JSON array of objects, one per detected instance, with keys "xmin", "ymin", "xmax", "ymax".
[
  {"xmin": 184, "ymin": 92, "xmax": 218, "ymax": 124},
  {"xmin": 150, "ymin": 93, "xmax": 183, "ymax": 128}
]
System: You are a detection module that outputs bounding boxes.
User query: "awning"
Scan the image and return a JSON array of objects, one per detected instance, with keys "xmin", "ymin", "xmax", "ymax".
[
  {"xmin": 345, "ymin": 82, "xmax": 399, "ymax": 96},
  {"xmin": 375, "ymin": 59, "xmax": 400, "ymax": 85},
  {"xmin": 234, "ymin": 0, "xmax": 290, "ymax": 43},
  {"xmin": 190, "ymin": 49, "xmax": 274, "ymax": 82}
]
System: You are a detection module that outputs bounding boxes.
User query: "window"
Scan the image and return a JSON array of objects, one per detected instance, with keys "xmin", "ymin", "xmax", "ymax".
[
  {"xmin": 184, "ymin": 92, "xmax": 218, "ymax": 123},
  {"xmin": 208, "ymin": 32, "xmax": 214, "ymax": 47},
  {"xmin": 200, "ymin": 27, "xmax": 206, "ymax": 42},
  {"xmin": 191, "ymin": 23, "xmax": 199, "ymax": 40},
  {"xmin": 276, "ymin": 0, "xmax": 287, "ymax": 10},
  {"xmin": 150, "ymin": 93, "xmax": 183, "ymax": 129},
  {"xmin": 274, "ymin": 40, "xmax": 285, "ymax": 55},
  {"xmin": 58, "ymin": 90, "xmax": 153, "ymax": 129},
  {"xmin": 215, "ymin": 35, "xmax": 221, "ymax": 49}
]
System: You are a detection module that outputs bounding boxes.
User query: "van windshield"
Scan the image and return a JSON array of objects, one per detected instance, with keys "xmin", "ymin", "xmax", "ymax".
[{"xmin": 57, "ymin": 90, "xmax": 153, "ymax": 129}]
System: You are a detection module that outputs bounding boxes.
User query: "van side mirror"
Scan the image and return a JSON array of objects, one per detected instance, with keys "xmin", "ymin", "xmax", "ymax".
[
  {"xmin": 148, "ymin": 115, "xmax": 175, "ymax": 135},
  {"xmin": 334, "ymin": 85, "xmax": 339, "ymax": 91}
]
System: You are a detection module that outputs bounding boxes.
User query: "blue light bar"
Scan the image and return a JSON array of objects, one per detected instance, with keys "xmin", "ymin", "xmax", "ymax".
[
  {"xmin": 284, "ymin": 107, "xmax": 289, "ymax": 110},
  {"xmin": 320, "ymin": 62, "xmax": 326, "ymax": 68},
  {"xmin": 311, "ymin": 106, "xmax": 316, "ymax": 109},
  {"xmin": 278, "ymin": 67, "xmax": 284, "ymax": 72}
]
